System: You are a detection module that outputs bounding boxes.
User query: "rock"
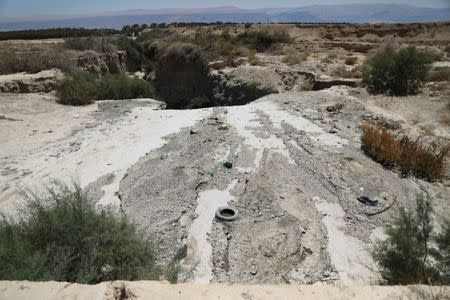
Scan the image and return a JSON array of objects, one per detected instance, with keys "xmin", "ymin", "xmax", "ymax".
[
  {"xmin": 190, "ymin": 129, "xmax": 198, "ymax": 135},
  {"xmin": 218, "ymin": 124, "xmax": 229, "ymax": 130},
  {"xmin": 0, "ymin": 69, "xmax": 63, "ymax": 93},
  {"xmin": 77, "ymin": 50, "xmax": 126, "ymax": 75}
]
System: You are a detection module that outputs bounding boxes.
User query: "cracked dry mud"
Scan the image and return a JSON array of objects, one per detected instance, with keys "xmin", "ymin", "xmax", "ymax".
[{"xmin": 0, "ymin": 90, "xmax": 448, "ymax": 285}]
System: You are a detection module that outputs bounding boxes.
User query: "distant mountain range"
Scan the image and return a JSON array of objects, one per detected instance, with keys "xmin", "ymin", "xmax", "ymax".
[{"xmin": 1, "ymin": 4, "xmax": 449, "ymax": 31}]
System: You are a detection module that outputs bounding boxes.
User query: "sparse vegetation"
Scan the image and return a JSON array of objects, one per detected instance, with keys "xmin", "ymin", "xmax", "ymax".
[
  {"xmin": 363, "ymin": 46, "xmax": 429, "ymax": 96},
  {"xmin": 419, "ymin": 48, "xmax": 443, "ymax": 62},
  {"xmin": 155, "ymin": 43, "xmax": 210, "ymax": 109},
  {"xmin": 0, "ymin": 48, "xmax": 74, "ymax": 75},
  {"xmin": 373, "ymin": 195, "xmax": 450, "ymax": 285},
  {"xmin": 0, "ymin": 184, "xmax": 162, "ymax": 283},
  {"xmin": 56, "ymin": 70, "xmax": 155, "ymax": 106},
  {"xmin": 282, "ymin": 46, "xmax": 308, "ymax": 65},
  {"xmin": 247, "ymin": 52, "xmax": 261, "ymax": 66},
  {"xmin": 64, "ymin": 37, "xmax": 116, "ymax": 53},
  {"xmin": 360, "ymin": 124, "xmax": 447, "ymax": 181}
]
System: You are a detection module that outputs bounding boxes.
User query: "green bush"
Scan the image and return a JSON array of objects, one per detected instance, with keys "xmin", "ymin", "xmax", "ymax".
[
  {"xmin": 373, "ymin": 196, "xmax": 449, "ymax": 285},
  {"xmin": 363, "ymin": 46, "xmax": 430, "ymax": 96},
  {"xmin": 56, "ymin": 70, "xmax": 98, "ymax": 106},
  {"xmin": 237, "ymin": 29, "xmax": 292, "ymax": 51},
  {"xmin": 155, "ymin": 43, "xmax": 210, "ymax": 108},
  {"xmin": 0, "ymin": 185, "xmax": 161, "ymax": 283},
  {"xmin": 116, "ymin": 37, "xmax": 151, "ymax": 72},
  {"xmin": 97, "ymin": 73, "xmax": 155, "ymax": 100},
  {"xmin": 57, "ymin": 71, "xmax": 155, "ymax": 105}
]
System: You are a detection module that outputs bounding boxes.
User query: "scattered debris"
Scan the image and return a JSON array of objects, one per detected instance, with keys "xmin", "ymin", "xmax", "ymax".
[
  {"xmin": 357, "ymin": 196, "xmax": 378, "ymax": 206},
  {"xmin": 221, "ymin": 160, "xmax": 233, "ymax": 169},
  {"xmin": 218, "ymin": 124, "xmax": 229, "ymax": 130}
]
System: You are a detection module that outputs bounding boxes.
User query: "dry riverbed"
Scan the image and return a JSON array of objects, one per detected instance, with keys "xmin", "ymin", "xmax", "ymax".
[{"xmin": 0, "ymin": 89, "xmax": 449, "ymax": 285}]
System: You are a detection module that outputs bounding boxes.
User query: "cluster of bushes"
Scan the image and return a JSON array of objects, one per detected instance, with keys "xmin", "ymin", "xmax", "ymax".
[
  {"xmin": 374, "ymin": 196, "xmax": 449, "ymax": 285},
  {"xmin": 0, "ymin": 48, "xmax": 74, "ymax": 75},
  {"xmin": 0, "ymin": 28, "xmax": 119, "ymax": 41},
  {"xmin": 155, "ymin": 43, "xmax": 210, "ymax": 109},
  {"xmin": 363, "ymin": 46, "xmax": 430, "ymax": 96},
  {"xmin": 56, "ymin": 71, "xmax": 155, "ymax": 106},
  {"xmin": 236, "ymin": 29, "xmax": 292, "ymax": 51},
  {"xmin": 360, "ymin": 124, "xmax": 447, "ymax": 181},
  {"xmin": 0, "ymin": 185, "xmax": 162, "ymax": 283}
]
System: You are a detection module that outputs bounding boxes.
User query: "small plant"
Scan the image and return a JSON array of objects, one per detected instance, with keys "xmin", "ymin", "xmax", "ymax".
[
  {"xmin": 363, "ymin": 46, "xmax": 430, "ymax": 96},
  {"xmin": 373, "ymin": 195, "xmax": 449, "ymax": 285},
  {"xmin": 282, "ymin": 46, "xmax": 308, "ymax": 65},
  {"xmin": 247, "ymin": 52, "xmax": 261, "ymax": 66},
  {"xmin": 297, "ymin": 79, "xmax": 314, "ymax": 91},
  {"xmin": 345, "ymin": 56, "xmax": 358, "ymax": 65},
  {"xmin": 360, "ymin": 124, "xmax": 447, "ymax": 181},
  {"xmin": 0, "ymin": 184, "xmax": 162, "ymax": 283}
]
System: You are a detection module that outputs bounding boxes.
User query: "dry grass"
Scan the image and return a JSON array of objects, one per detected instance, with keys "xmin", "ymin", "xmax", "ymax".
[
  {"xmin": 360, "ymin": 124, "xmax": 447, "ymax": 181},
  {"xmin": 426, "ymin": 67, "xmax": 450, "ymax": 82},
  {"xmin": 282, "ymin": 46, "xmax": 308, "ymax": 65}
]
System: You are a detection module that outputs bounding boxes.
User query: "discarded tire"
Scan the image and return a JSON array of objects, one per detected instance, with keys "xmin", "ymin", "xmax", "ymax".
[{"xmin": 216, "ymin": 207, "xmax": 238, "ymax": 221}]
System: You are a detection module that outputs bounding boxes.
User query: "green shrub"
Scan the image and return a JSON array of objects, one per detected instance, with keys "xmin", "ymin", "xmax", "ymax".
[
  {"xmin": 155, "ymin": 43, "xmax": 210, "ymax": 108},
  {"xmin": 237, "ymin": 29, "xmax": 292, "ymax": 51},
  {"xmin": 56, "ymin": 70, "xmax": 98, "ymax": 106},
  {"xmin": 97, "ymin": 73, "xmax": 155, "ymax": 100},
  {"xmin": 373, "ymin": 196, "xmax": 449, "ymax": 285},
  {"xmin": 57, "ymin": 71, "xmax": 155, "ymax": 105},
  {"xmin": 0, "ymin": 184, "xmax": 161, "ymax": 283},
  {"xmin": 363, "ymin": 46, "xmax": 429, "ymax": 96}
]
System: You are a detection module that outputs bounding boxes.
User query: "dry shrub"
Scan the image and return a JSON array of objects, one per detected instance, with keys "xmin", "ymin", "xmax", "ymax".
[
  {"xmin": 0, "ymin": 47, "xmax": 74, "ymax": 75},
  {"xmin": 360, "ymin": 124, "xmax": 447, "ymax": 181},
  {"xmin": 282, "ymin": 46, "xmax": 308, "ymax": 65},
  {"xmin": 247, "ymin": 52, "xmax": 261, "ymax": 66},
  {"xmin": 426, "ymin": 66, "xmax": 450, "ymax": 82},
  {"xmin": 345, "ymin": 56, "xmax": 358, "ymax": 65}
]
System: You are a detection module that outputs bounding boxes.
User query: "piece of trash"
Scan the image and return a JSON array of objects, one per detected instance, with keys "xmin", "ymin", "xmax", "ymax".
[
  {"xmin": 216, "ymin": 207, "xmax": 238, "ymax": 221},
  {"xmin": 220, "ymin": 159, "xmax": 233, "ymax": 169},
  {"xmin": 218, "ymin": 124, "xmax": 229, "ymax": 130},
  {"xmin": 357, "ymin": 196, "xmax": 378, "ymax": 206}
]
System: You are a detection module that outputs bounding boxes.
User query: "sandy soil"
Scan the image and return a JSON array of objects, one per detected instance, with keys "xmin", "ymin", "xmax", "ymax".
[{"xmin": 1, "ymin": 281, "xmax": 449, "ymax": 300}]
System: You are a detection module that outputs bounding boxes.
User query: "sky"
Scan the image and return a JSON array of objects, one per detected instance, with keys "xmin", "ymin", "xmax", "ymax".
[{"xmin": 0, "ymin": 0, "xmax": 449, "ymax": 18}]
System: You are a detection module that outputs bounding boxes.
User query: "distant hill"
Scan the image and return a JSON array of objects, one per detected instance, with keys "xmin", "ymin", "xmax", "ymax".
[{"xmin": 0, "ymin": 4, "xmax": 449, "ymax": 31}]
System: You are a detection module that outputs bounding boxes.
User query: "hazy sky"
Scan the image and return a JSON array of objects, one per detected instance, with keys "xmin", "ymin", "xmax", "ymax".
[{"xmin": 0, "ymin": 0, "xmax": 449, "ymax": 18}]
